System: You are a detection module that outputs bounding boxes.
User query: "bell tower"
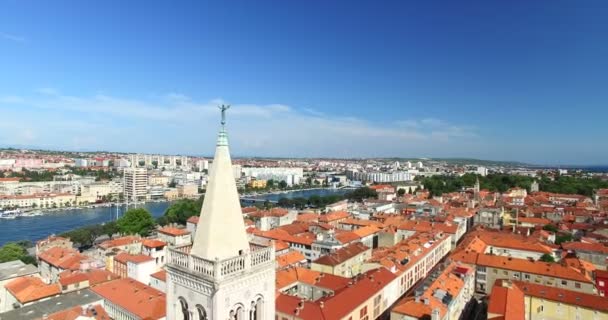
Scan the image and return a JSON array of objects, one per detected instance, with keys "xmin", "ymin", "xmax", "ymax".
[{"xmin": 166, "ymin": 105, "xmax": 275, "ymax": 320}]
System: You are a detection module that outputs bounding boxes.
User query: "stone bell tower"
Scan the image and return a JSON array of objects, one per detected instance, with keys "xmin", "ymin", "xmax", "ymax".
[{"xmin": 166, "ymin": 105, "xmax": 275, "ymax": 320}]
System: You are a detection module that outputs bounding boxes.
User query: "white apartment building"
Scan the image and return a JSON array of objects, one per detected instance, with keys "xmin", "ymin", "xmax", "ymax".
[
  {"xmin": 241, "ymin": 167, "xmax": 304, "ymax": 186},
  {"xmin": 347, "ymin": 170, "xmax": 414, "ymax": 183},
  {"xmin": 123, "ymin": 167, "xmax": 148, "ymax": 202}
]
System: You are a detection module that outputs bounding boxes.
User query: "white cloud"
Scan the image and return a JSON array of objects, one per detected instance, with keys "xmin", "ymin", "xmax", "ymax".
[
  {"xmin": 0, "ymin": 90, "xmax": 479, "ymax": 157},
  {"xmin": 0, "ymin": 32, "xmax": 26, "ymax": 43}
]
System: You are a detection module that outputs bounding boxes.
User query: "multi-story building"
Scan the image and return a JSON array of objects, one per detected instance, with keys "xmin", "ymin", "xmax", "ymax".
[
  {"xmin": 91, "ymin": 278, "xmax": 166, "ymax": 320},
  {"xmin": 453, "ymin": 252, "xmax": 596, "ymax": 294},
  {"xmin": 311, "ymin": 242, "xmax": 371, "ymax": 278},
  {"xmin": 391, "ymin": 262, "xmax": 476, "ymax": 320},
  {"xmin": 123, "ymin": 167, "xmax": 148, "ymax": 202},
  {"xmin": 241, "ymin": 167, "xmax": 303, "ymax": 186},
  {"xmin": 488, "ymin": 279, "xmax": 608, "ymax": 320},
  {"xmin": 157, "ymin": 227, "xmax": 191, "ymax": 247},
  {"xmin": 347, "ymin": 169, "xmax": 414, "ymax": 183}
]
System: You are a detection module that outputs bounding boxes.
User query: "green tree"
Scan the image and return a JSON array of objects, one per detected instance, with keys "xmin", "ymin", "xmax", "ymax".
[
  {"xmin": 346, "ymin": 187, "xmax": 378, "ymax": 202},
  {"xmin": 102, "ymin": 221, "xmax": 119, "ymax": 238},
  {"xmin": 163, "ymin": 196, "xmax": 204, "ymax": 224},
  {"xmin": 267, "ymin": 179, "xmax": 275, "ymax": 189},
  {"xmin": 555, "ymin": 234, "xmax": 573, "ymax": 245},
  {"xmin": 542, "ymin": 224, "xmax": 558, "ymax": 233},
  {"xmin": 397, "ymin": 189, "xmax": 406, "ymax": 196},
  {"xmin": 278, "ymin": 180, "xmax": 288, "ymax": 189},
  {"xmin": 539, "ymin": 253, "xmax": 555, "ymax": 263},
  {"xmin": 117, "ymin": 208, "xmax": 155, "ymax": 236},
  {"xmin": 0, "ymin": 243, "xmax": 27, "ymax": 263}
]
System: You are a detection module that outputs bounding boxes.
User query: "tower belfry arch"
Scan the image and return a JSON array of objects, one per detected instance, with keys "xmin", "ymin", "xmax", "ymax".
[{"xmin": 166, "ymin": 106, "xmax": 276, "ymax": 320}]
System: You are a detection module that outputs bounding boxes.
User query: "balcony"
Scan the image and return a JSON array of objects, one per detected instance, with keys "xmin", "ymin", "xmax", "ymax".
[{"xmin": 167, "ymin": 246, "xmax": 274, "ymax": 281}]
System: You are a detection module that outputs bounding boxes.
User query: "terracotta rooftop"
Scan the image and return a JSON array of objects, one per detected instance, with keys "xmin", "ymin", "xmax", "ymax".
[
  {"xmin": 318, "ymin": 211, "xmax": 350, "ymax": 223},
  {"xmin": 276, "ymin": 267, "xmax": 350, "ymax": 291},
  {"xmin": 142, "ymin": 239, "xmax": 167, "ymax": 249},
  {"xmin": 312, "ymin": 242, "xmax": 369, "ymax": 267},
  {"xmin": 392, "ymin": 262, "xmax": 474, "ymax": 319},
  {"xmin": 296, "ymin": 212, "xmax": 319, "ymax": 222},
  {"xmin": 46, "ymin": 305, "xmax": 110, "ymax": 320},
  {"xmin": 487, "ymin": 279, "xmax": 526, "ymax": 320},
  {"xmin": 158, "ymin": 226, "xmax": 190, "ymax": 236},
  {"xmin": 398, "ymin": 220, "xmax": 458, "ymax": 234},
  {"xmin": 562, "ymin": 241, "xmax": 608, "ymax": 254},
  {"xmin": 58, "ymin": 269, "xmax": 119, "ymax": 287},
  {"xmin": 276, "ymin": 250, "xmax": 307, "ymax": 269},
  {"xmin": 98, "ymin": 236, "xmax": 142, "ymax": 249},
  {"xmin": 276, "ymin": 268, "xmax": 396, "ymax": 320},
  {"xmin": 151, "ymin": 270, "xmax": 167, "ymax": 282},
  {"xmin": 38, "ymin": 246, "xmax": 86, "ymax": 270},
  {"xmin": 114, "ymin": 252, "xmax": 154, "ymax": 264},
  {"xmin": 5, "ymin": 276, "xmax": 61, "ymax": 304},
  {"xmin": 91, "ymin": 278, "xmax": 166, "ymax": 320}
]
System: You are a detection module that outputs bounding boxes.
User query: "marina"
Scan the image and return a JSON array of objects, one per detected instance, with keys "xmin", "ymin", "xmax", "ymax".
[{"xmin": 0, "ymin": 188, "xmax": 349, "ymax": 245}]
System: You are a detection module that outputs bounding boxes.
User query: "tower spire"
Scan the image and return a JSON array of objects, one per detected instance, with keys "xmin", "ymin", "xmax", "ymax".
[
  {"xmin": 216, "ymin": 104, "xmax": 230, "ymax": 146},
  {"xmin": 190, "ymin": 105, "xmax": 249, "ymax": 260}
]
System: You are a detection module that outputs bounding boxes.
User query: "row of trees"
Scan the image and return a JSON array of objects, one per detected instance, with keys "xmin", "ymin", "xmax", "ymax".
[
  {"xmin": 60, "ymin": 208, "xmax": 155, "ymax": 247},
  {"xmin": 417, "ymin": 173, "xmax": 608, "ymax": 197}
]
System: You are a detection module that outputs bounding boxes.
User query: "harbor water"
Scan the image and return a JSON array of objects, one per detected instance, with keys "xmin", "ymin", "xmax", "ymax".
[{"xmin": 0, "ymin": 188, "xmax": 350, "ymax": 246}]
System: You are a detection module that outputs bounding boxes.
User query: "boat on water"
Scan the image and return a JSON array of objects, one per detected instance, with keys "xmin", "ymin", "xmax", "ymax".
[{"xmin": 0, "ymin": 209, "xmax": 23, "ymax": 219}]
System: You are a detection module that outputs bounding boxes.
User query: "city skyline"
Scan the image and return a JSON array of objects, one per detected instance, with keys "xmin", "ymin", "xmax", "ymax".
[{"xmin": 1, "ymin": 1, "xmax": 607, "ymax": 165}]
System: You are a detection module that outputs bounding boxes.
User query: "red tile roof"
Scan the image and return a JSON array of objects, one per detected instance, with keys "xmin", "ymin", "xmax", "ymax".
[
  {"xmin": 276, "ymin": 268, "xmax": 396, "ymax": 319},
  {"xmin": 276, "ymin": 250, "xmax": 307, "ymax": 269},
  {"xmin": 312, "ymin": 242, "xmax": 369, "ymax": 267},
  {"xmin": 318, "ymin": 211, "xmax": 350, "ymax": 223},
  {"xmin": 5, "ymin": 276, "xmax": 61, "ymax": 304},
  {"xmin": 91, "ymin": 278, "xmax": 166, "ymax": 320},
  {"xmin": 276, "ymin": 267, "xmax": 351, "ymax": 291},
  {"xmin": 142, "ymin": 239, "xmax": 167, "ymax": 249},
  {"xmin": 38, "ymin": 247, "xmax": 86, "ymax": 270},
  {"xmin": 114, "ymin": 252, "xmax": 154, "ymax": 264},
  {"xmin": 98, "ymin": 236, "xmax": 142, "ymax": 249},
  {"xmin": 158, "ymin": 226, "xmax": 190, "ymax": 236},
  {"xmin": 151, "ymin": 270, "xmax": 166, "ymax": 282},
  {"xmin": 487, "ymin": 280, "xmax": 525, "ymax": 320},
  {"xmin": 58, "ymin": 269, "xmax": 119, "ymax": 287},
  {"xmin": 512, "ymin": 279, "xmax": 608, "ymax": 312},
  {"xmin": 47, "ymin": 305, "xmax": 110, "ymax": 320}
]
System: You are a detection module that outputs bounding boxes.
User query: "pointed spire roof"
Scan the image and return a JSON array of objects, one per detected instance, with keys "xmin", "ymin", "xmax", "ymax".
[{"xmin": 190, "ymin": 105, "xmax": 250, "ymax": 260}]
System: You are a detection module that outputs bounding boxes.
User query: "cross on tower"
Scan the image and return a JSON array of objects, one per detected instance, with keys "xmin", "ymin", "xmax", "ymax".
[{"xmin": 219, "ymin": 104, "xmax": 230, "ymax": 126}]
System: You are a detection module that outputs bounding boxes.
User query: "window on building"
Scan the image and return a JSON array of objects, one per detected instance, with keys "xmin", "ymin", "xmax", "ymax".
[
  {"xmin": 493, "ymin": 269, "xmax": 497, "ymax": 274},
  {"xmin": 179, "ymin": 297, "xmax": 190, "ymax": 320},
  {"xmin": 503, "ymin": 270, "xmax": 508, "ymax": 276},
  {"xmin": 575, "ymin": 282, "xmax": 581, "ymax": 289},
  {"xmin": 561, "ymin": 280, "xmax": 567, "ymax": 286},
  {"xmin": 360, "ymin": 306, "xmax": 368, "ymax": 317},
  {"xmin": 599, "ymin": 280, "xmax": 605, "ymax": 287},
  {"xmin": 196, "ymin": 305, "xmax": 208, "ymax": 320},
  {"xmin": 537, "ymin": 305, "xmax": 543, "ymax": 313},
  {"xmin": 374, "ymin": 295, "xmax": 381, "ymax": 306},
  {"xmin": 478, "ymin": 266, "xmax": 486, "ymax": 272}
]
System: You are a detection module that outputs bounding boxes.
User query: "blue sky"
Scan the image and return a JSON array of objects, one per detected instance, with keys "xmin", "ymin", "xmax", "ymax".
[{"xmin": 1, "ymin": 1, "xmax": 607, "ymax": 165}]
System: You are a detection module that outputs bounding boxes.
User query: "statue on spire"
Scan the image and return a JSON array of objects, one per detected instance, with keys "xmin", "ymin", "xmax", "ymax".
[{"xmin": 219, "ymin": 104, "xmax": 230, "ymax": 126}]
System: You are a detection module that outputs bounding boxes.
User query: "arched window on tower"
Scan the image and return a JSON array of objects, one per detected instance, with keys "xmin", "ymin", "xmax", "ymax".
[
  {"xmin": 230, "ymin": 304, "xmax": 244, "ymax": 320},
  {"xmin": 195, "ymin": 305, "xmax": 208, "ymax": 320},
  {"xmin": 178, "ymin": 297, "xmax": 190, "ymax": 320},
  {"xmin": 250, "ymin": 297, "xmax": 263, "ymax": 320}
]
